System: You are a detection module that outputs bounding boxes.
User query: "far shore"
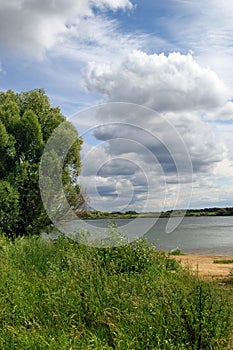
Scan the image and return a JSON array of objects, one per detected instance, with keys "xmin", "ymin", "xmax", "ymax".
[{"xmin": 172, "ymin": 254, "xmax": 233, "ymax": 280}]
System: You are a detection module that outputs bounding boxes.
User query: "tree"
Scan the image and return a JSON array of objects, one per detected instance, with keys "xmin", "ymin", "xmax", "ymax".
[{"xmin": 0, "ymin": 89, "xmax": 83, "ymax": 238}]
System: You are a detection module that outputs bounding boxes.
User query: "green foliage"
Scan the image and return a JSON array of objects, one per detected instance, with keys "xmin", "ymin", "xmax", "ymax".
[
  {"xmin": 0, "ymin": 120, "xmax": 16, "ymax": 178},
  {"xmin": 186, "ymin": 207, "xmax": 233, "ymax": 216},
  {"xmin": 214, "ymin": 259, "xmax": 233, "ymax": 264},
  {"xmin": 15, "ymin": 110, "xmax": 43, "ymax": 162},
  {"xmin": 0, "ymin": 235, "xmax": 231, "ymax": 349},
  {"xmin": 229, "ymin": 269, "xmax": 233, "ymax": 284},
  {"xmin": 0, "ymin": 181, "xmax": 19, "ymax": 238},
  {"xmin": 96, "ymin": 238, "xmax": 155, "ymax": 274},
  {"xmin": 168, "ymin": 247, "xmax": 184, "ymax": 255},
  {"xmin": 0, "ymin": 89, "xmax": 83, "ymax": 238}
]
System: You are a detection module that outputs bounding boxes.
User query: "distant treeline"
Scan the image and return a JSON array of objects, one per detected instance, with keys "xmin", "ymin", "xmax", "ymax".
[
  {"xmin": 152, "ymin": 207, "xmax": 233, "ymax": 217},
  {"xmin": 185, "ymin": 207, "xmax": 233, "ymax": 216},
  {"xmin": 77, "ymin": 207, "xmax": 233, "ymax": 219}
]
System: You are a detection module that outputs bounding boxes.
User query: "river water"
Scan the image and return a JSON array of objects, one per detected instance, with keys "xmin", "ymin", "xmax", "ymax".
[
  {"xmin": 83, "ymin": 216, "xmax": 233, "ymax": 255},
  {"xmin": 45, "ymin": 216, "xmax": 233, "ymax": 256}
]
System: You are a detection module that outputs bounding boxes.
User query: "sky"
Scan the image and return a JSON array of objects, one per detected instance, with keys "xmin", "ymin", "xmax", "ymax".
[{"xmin": 1, "ymin": 0, "xmax": 233, "ymax": 213}]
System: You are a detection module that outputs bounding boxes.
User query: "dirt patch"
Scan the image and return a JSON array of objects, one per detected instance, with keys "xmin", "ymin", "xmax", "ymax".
[{"xmin": 172, "ymin": 254, "xmax": 233, "ymax": 280}]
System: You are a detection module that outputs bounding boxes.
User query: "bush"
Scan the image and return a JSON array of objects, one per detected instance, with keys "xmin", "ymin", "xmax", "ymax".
[{"xmin": 96, "ymin": 238, "xmax": 155, "ymax": 274}]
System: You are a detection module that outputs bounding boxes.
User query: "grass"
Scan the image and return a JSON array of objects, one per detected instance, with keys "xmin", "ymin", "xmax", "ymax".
[
  {"xmin": 0, "ymin": 233, "xmax": 232, "ymax": 349},
  {"xmin": 213, "ymin": 259, "xmax": 233, "ymax": 264}
]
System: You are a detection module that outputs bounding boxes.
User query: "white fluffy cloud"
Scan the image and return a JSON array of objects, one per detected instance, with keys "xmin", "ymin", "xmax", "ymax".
[
  {"xmin": 84, "ymin": 50, "xmax": 231, "ymax": 112},
  {"xmin": 163, "ymin": 0, "xmax": 233, "ymax": 87},
  {"xmin": 75, "ymin": 102, "xmax": 226, "ymax": 211},
  {"xmin": 205, "ymin": 101, "xmax": 233, "ymax": 121},
  {"xmin": 82, "ymin": 51, "xmax": 228, "ymax": 179},
  {"xmin": 0, "ymin": 0, "xmax": 133, "ymax": 58},
  {"xmin": 90, "ymin": 0, "xmax": 133, "ymax": 11},
  {"xmin": 79, "ymin": 50, "xmax": 233, "ymax": 211}
]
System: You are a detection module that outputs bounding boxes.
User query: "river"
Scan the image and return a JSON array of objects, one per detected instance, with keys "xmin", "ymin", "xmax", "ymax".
[
  {"xmin": 45, "ymin": 216, "xmax": 233, "ymax": 256},
  {"xmin": 81, "ymin": 216, "xmax": 233, "ymax": 255}
]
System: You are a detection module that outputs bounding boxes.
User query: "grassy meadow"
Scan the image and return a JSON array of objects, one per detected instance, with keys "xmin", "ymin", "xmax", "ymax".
[{"xmin": 0, "ymin": 233, "xmax": 232, "ymax": 349}]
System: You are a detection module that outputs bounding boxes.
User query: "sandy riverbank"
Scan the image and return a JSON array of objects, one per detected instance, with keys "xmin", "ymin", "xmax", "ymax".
[{"xmin": 171, "ymin": 254, "xmax": 233, "ymax": 280}]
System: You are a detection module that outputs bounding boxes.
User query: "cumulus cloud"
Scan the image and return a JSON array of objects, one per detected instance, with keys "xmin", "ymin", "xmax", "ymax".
[
  {"xmin": 79, "ymin": 50, "xmax": 232, "ymax": 211},
  {"xmin": 83, "ymin": 52, "xmax": 227, "ymax": 178},
  {"xmin": 79, "ymin": 174, "xmax": 137, "ymax": 211},
  {"xmin": 84, "ymin": 50, "xmax": 231, "ymax": 111},
  {"xmin": 97, "ymin": 158, "xmax": 139, "ymax": 177},
  {"xmin": 76, "ymin": 106, "xmax": 192, "ymax": 211},
  {"xmin": 205, "ymin": 101, "xmax": 233, "ymax": 121},
  {"xmin": 165, "ymin": 112, "xmax": 224, "ymax": 171},
  {"xmin": 161, "ymin": 0, "xmax": 233, "ymax": 87},
  {"xmin": 0, "ymin": 0, "xmax": 133, "ymax": 58},
  {"xmin": 92, "ymin": 114, "xmax": 222, "ymax": 177},
  {"xmin": 90, "ymin": 0, "xmax": 133, "ymax": 11}
]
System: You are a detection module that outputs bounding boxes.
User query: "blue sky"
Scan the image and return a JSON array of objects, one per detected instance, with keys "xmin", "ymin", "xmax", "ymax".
[{"xmin": 1, "ymin": 0, "xmax": 233, "ymax": 212}]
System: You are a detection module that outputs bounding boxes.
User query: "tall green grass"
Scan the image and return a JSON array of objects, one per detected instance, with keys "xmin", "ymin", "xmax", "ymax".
[{"xmin": 0, "ymin": 234, "xmax": 231, "ymax": 349}]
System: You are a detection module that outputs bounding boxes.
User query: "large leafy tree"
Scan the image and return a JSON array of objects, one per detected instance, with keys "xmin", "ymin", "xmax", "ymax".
[{"xmin": 0, "ymin": 89, "xmax": 83, "ymax": 238}]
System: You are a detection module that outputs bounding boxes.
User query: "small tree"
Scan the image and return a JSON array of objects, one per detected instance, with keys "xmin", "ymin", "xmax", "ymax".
[{"xmin": 0, "ymin": 89, "xmax": 83, "ymax": 238}]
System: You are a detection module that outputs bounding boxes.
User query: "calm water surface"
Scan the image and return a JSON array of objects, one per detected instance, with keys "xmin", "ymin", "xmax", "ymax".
[
  {"xmin": 45, "ymin": 216, "xmax": 233, "ymax": 256},
  {"xmin": 85, "ymin": 216, "xmax": 233, "ymax": 255}
]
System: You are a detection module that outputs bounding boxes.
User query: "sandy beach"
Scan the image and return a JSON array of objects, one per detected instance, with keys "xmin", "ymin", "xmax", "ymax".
[{"xmin": 172, "ymin": 254, "xmax": 233, "ymax": 280}]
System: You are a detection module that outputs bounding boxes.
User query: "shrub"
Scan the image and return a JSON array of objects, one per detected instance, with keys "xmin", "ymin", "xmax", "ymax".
[{"xmin": 96, "ymin": 238, "xmax": 155, "ymax": 274}]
